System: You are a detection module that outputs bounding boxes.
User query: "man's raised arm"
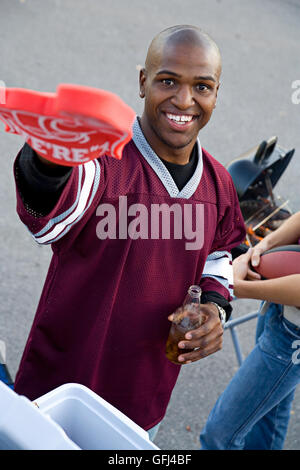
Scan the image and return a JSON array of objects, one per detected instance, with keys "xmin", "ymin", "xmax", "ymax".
[{"xmin": 15, "ymin": 143, "xmax": 73, "ymax": 217}]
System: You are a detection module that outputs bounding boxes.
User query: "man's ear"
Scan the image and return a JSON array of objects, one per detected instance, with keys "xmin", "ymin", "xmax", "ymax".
[
  {"xmin": 139, "ymin": 68, "xmax": 147, "ymax": 98},
  {"xmin": 214, "ymin": 81, "xmax": 221, "ymax": 107}
]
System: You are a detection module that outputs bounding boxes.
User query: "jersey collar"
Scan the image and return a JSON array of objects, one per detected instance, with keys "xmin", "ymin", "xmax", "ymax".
[{"xmin": 132, "ymin": 117, "xmax": 203, "ymax": 199}]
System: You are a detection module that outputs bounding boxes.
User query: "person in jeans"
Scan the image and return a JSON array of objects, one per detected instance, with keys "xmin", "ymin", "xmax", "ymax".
[{"xmin": 200, "ymin": 211, "xmax": 300, "ymax": 450}]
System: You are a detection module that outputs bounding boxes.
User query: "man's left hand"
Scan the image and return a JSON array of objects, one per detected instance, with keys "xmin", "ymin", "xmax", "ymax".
[{"xmin": 177, "ymin": 303, "xmax": 223, "ymax": 364}]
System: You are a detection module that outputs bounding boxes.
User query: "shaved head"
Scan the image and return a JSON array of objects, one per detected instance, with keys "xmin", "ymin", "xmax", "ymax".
[
  {"xmin": 139, "ymin": 25, "xmax": 222, "ymax": 163},
  {"xmin": 145, "ymin": 25, "xmax": 222, "ymax": 78}
]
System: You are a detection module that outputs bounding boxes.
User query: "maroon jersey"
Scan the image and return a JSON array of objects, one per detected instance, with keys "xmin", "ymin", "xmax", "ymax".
[{"xmin": 13, "ymin": 119, "xmax": 246, "ymax": 430}]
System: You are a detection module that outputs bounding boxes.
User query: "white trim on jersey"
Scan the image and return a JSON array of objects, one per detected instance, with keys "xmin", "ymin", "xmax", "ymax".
[
  {"xmin": 201, "ymin": 274, "xmax": 234, "ymax": 298},
  {"xmin": 132, "ymin": 118, "xmax": 204, "ymax": 199},
  {"xmin": 32, "ymin": 159, "xmax": 100, "ymax": 245},
  {"xmin": 201, "ymin": 251, "xmax": 233, "ymax": 297},
  {"xmin": 34, "ymin": 165, "xmax": 84, "ymax": 238}
]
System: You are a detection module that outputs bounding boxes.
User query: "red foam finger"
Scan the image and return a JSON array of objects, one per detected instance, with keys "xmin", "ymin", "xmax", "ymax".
[{"xmin": 0, "ymin": 84, "xmax": 136, "ymax": 166}]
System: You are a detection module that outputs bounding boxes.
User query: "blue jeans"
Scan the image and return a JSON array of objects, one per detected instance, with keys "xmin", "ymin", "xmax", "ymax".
[
  {"xmin": 200, "ymin": 303, "xmax": 300, "ymax": 450},
  {"xmin": 147, "ymin": 422, "xmax": 161, "ymax": 441}
]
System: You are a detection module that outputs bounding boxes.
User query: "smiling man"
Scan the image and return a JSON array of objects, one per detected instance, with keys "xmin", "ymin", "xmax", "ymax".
[
  {"xmin": 140, "ymin": 26, "xmax": 221, "ymax": 163},
  {"xmin": 12, "ymin": 25, "xmax": 245, "ymax": 440}
]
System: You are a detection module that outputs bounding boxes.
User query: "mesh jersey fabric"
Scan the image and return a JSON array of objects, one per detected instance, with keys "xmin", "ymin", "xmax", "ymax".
[{"xmin": 13, "ymin": 122, "xmax": 246, "ymax": 430}]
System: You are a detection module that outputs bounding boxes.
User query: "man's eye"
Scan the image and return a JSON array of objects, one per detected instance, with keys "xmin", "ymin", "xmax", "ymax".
[
  {"xmin": 196, "ymin": 83, "xmax": 210, "ymax": 92},
  {"xmin": 161, "ymin": 79, "xmax": 175, "ymax": 86}
]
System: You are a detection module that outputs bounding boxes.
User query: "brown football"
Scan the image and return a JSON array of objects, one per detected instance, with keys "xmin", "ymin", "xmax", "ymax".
[{"xmin": 253, "ymin": 245, "xmax": 300, "ymax": 279}]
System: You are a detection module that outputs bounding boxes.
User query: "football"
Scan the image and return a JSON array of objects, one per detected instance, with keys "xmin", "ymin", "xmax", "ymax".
[{"xmin": 253, "ymin": 245, "xmax": 300, "ymax": 279}]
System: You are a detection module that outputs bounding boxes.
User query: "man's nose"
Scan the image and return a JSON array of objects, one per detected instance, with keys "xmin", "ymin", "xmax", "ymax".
[{"xmin": 171, "ymin": 85, "xmax": 194, "ymax": 109}]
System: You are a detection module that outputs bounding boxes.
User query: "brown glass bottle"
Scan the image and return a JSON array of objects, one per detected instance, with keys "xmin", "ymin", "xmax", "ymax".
[{"xmin": 165, "ymin": 285, "xmax": 204, "ymax": 365}]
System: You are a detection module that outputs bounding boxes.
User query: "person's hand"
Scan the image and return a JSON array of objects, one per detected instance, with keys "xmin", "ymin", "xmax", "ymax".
[
  {"xmin": 233, "ymin": 248, "xmax": 260, "ymax": 281},
  {"xmin": 233, "ymin": 238, "xmax": 273, "ymax": 282},
  {"xmin": 248, "ymin": 239, "xmax": 270, "ymax": 279},
  {"xmin": 169, "ymin": 303, "xmax": 223, "ymax": 364}
]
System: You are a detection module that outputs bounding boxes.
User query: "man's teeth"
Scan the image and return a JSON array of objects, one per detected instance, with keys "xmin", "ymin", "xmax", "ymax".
[{"xmin": 166, "ymin": 113, "xmax": 193, "ymax": 123}]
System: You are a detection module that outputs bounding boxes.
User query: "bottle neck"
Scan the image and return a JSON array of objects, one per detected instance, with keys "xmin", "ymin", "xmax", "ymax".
[{"xmin": 188, "ymin": 285, "xmax": 201, "ymax": 301}]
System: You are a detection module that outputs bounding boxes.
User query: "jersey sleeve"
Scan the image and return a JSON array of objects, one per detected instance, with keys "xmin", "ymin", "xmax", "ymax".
[
  {"xmin": 200, "ymin": 175, "xmax": 246, "ymax": 302},
  {"xmin": 14, "ymin": 149, "xmax": 101, "ymax": 246},
  {"xmin": 200, "ymin": 251, "xmax": 234, "ymax": 301}
]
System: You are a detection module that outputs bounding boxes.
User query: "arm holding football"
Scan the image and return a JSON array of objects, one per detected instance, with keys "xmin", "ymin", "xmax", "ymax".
[
  {"xmin": 249, "ymin": 211, "xmax": 300, "ymax": 276},
  {"xmin": 233, "ymin": 249, "xmax": 300, "ymax": 306}
]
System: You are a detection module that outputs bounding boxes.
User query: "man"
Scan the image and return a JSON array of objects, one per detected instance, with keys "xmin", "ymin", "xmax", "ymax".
[{"xmin": 13, "ymin": 25, "xmax": 246, "ymax": 436}]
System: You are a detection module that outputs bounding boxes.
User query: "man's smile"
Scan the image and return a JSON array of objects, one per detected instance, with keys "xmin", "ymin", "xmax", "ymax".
[
  {"xmin": 163, "ymin": 112, "xmax": 199, "ymax": 131},
  {"xmin": 139, "ymin": 28, "xmax": 220, "ymax": 162}
]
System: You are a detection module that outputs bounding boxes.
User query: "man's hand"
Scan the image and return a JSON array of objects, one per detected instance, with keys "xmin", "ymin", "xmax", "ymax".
[{"xmin": 175, "ymin": 303, "xmax": 224, "ymax": 364}]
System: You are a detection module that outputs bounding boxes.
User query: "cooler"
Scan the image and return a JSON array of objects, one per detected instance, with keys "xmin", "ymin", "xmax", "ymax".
[{"xmin": 0, "ymin": 381, "xmax": 159, "ymax": 450}]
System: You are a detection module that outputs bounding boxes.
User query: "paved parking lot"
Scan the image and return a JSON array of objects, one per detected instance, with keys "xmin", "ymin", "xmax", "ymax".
[{"xmin": 0, "ymin": 0, "xmax": 299, "ymax": 450}]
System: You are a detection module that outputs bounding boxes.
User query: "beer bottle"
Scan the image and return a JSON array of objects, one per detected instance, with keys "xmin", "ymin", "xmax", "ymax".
[{"xmin": 165, "ymin": 285, "xmax": 204, "ymax": 365}]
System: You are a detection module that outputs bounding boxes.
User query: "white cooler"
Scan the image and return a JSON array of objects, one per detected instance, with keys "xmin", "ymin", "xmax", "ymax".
[{"xmin": 0, "ymin": 381, "xmax": 159, "ymax": 450}]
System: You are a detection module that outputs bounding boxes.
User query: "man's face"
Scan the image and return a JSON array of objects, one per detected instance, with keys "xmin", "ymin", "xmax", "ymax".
[{"xmin": 140, "ymin": 41, "xmax": 220, "ymax": 158}]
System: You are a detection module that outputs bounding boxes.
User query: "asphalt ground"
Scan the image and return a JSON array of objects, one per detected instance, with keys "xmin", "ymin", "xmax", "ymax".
[{"xmin": 0, "ymin": 0, "xmax": 299, "ymax": 450}]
